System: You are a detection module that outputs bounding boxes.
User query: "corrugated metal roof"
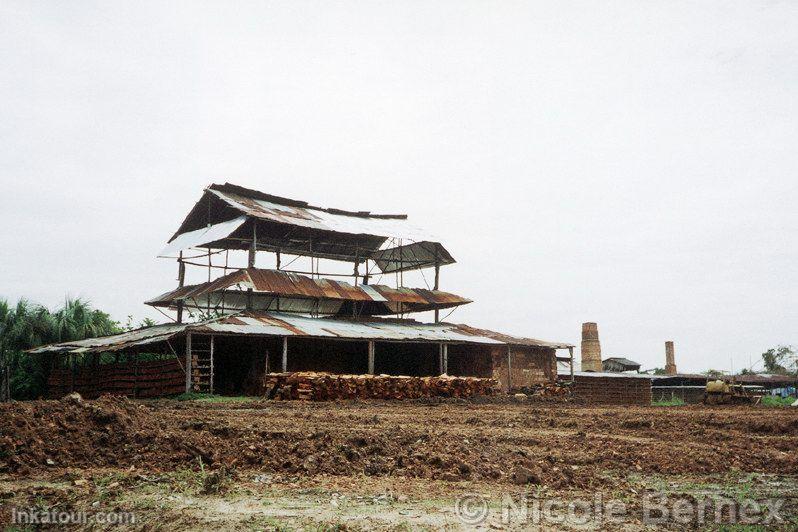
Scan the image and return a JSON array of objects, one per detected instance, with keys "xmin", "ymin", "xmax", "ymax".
[
  {"xmin": 193, "ymin": 312, "xmax": 504, "ymax": 344},
  {"xmin": 209, "ymin": 186, "xmax": 434, "ymax": 241},
  {"xmin": 158, "ymin": 216, "xmax": 247, "ymax": 258},
  {"xmin": 370, "ymin": 241, "xmax": 456, "ymax": 273},
  {"xmin": 145, "ymin": 268, "xmax": 472, "ymax": 315},
  {"xmin": 28, "ymin": 311, "xmax": 572, "ymax": 355},
  {"xmin": 163, "ymin": 184, "xmax": 455, "ymax": 267},
  {"xmin": 454, "ymin": 324, "xmax": 574, "ymax": 349},
  {"xmin": 560, "ymin": 371, "xmax": 652, "ymax": 380},
  {"xmin": 27, "ymin": 323, "xmax": 191, "ymax": 354},
  {"xmin": 602, "ymin": 357, "xmax": 641, "ymax": 367}
]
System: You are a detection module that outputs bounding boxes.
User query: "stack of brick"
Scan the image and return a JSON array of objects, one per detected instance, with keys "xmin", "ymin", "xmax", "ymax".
[
  {"xmin": 47, "ymin": 358, "xmax": 184, "ymax": 399},
  {"xmin": 567, "ymin": 374, "xmax": 652, "ymax": 405}
]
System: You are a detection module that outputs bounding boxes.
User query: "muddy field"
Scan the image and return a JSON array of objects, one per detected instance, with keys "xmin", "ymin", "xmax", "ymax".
[{"xmin": 1, "ymin": 396, "xmax": 797, "ymax": 529}]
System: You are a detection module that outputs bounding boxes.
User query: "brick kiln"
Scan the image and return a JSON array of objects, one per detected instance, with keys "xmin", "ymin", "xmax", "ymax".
[{"xmin": 31, "ymin": 183, "xmax": 573, "ymax": 398}]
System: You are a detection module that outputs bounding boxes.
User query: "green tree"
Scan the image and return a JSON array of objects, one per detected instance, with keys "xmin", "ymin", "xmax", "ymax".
[
  {"xmin": 0, "ymin": 297, "xmax": 121, "ymax": 401},
  {"xmin": 761, "ymin": 345, "xmax": 796, "ymax": 375},
  {"xmin": 704, "ymin": 369, "xmax": 724, "ymax": 378}
]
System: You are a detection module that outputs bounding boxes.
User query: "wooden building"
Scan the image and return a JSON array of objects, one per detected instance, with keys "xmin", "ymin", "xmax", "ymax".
[{"xmin": 32, "ymin": 183, "xmax": 573, "ymax": 398}]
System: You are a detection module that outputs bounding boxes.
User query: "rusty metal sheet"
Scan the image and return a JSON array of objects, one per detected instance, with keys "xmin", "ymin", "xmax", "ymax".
[
  {"xmin": 28, "ymin": 310, "xmax": 570, "ymax": 355},
  {"xmin": 286, "ymin": 272, "xmax": 326, "ymax": 299},
  {"xmin": 314, "ymin": 278, "xmax": 346, "ymax": 300},
  {"xmin": 210, "ymin": 187, "xmax": 434, "ymax": 241},
  {"xmin": 454, "ymin": 324, "xmax": 574, "ymax": 349},
  {"xmin": 371, "ymin": 241, "xmax": 456, "ymax": 273},
  {"xmin": 327, "ymin": 279, "xmax": 371, "ymax": 301},
  {"xmin": 370, "ymin": 285, "xmax": 427, "ymax": 304},
  {"xmin": 146, "ymin": 268, "xmax": 471, "ymax": 314}
]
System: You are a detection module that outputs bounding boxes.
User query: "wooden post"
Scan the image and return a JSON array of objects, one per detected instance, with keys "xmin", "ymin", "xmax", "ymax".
[
  {"xmin": 441, "ymin": 343, "xmax": 448, "ymax": 375},
  {"xmin": 185, "ymin": 333, "xmax": 193, "ymax": 393},
  {"xmin": 276, "ymin": 250, "xmax": 281, "ymax": 270},
  {"xmin": 248, "ymin": 223, "xmax": 257, "ymax": 268},
  {"xmin": 177, "ymin": 251, "xmax": 186, "ymax": 323},
  {"xmin": 568, "ymin": 346, "xmax": 575, "ymax": 383},
  {"xmin": 281, "ymin": 337, "xmax": 288, "ymax": 372},
  {"xmin": 209, "ymin": 335, "xmax": 215, "ymax": 394},
  {"xmin": 507, "ymin": 346, "xmax": 512, "ymax": 392},
  {"xmin": 264, "ymin": 350, "xmax": 270, "ymax": 375},
  {"xmin": 368, "ymin": 341, "xmax": 375, "ymax": 374},
  {"xmin": 433, "ymin": 263, "xmax": 440, "ymax": 323},
  {"xmin": 133, "ymin": 349, "xmax": 139, "ymax": 399}
]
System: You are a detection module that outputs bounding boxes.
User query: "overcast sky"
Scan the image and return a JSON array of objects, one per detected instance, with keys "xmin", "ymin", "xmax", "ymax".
[{"xmin": 1, "ymin": 1, "xmax": 796, "ymax": 373}]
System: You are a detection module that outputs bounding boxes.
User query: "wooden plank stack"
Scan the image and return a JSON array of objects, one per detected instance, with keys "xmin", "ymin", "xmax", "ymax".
[{"xmin": 262, "ymin": 372, "xmax": 498, "ymax": 401}]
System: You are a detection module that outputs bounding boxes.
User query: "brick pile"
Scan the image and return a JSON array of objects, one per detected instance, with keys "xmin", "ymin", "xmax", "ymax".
[{"xmin": 568, "ymin": 375, "xmax": 652, "ymax": 405}]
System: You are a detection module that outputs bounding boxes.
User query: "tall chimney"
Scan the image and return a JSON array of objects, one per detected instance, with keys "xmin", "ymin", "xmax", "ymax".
[
  {"xmin": 580, "ymin": 322, "xmax": 602, "ymax": 372},
  {"xmin": 665, "ymin": 341, "xmax": 677, "ymax": 375}
]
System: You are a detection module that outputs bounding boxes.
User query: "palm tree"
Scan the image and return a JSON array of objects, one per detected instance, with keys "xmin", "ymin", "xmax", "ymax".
[
  {"xmin": 53, "ymin": 297, "xmax": 117, "ymax": 342},
  {"xmin": 0, "ymin": 297, "xmax": 121, "ymax": 401},
  {"xmin": 0, "ymin": 298, "xmax": 12, "ymax": 401}
]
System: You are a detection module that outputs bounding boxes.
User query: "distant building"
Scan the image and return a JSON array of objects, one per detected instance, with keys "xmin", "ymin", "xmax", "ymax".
[{"xmin": 602, "ymin": 357, "xmax": 641, "ymax": 373}]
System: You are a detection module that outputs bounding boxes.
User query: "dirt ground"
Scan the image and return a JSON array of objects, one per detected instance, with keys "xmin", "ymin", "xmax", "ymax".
[{"xmin": 1, "ymin": 395, "xmax": 797, "ymax": 530}]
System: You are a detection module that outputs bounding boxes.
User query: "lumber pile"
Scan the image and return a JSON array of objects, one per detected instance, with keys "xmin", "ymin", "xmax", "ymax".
[{"xmin": 262, "ymin": 372, "xmax": 498, "ymax": 401}]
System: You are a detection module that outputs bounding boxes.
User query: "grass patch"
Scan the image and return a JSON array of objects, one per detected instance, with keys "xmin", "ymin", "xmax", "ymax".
[
  {"xmin": 174, "ymin": 392, "xmax": 254, "ymax": 403},
  {"xmin": 652, "ymin": 397, "xmax": 685, "ymax": 406},
  {"xmin": 760, "ymin": 396, "xmax": 795, "ymax": 408}
]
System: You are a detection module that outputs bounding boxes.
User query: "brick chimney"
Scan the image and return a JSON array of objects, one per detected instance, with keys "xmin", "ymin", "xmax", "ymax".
[
  {"xmin": 665, "ymin": 341, "xmax": 677, "ymax": 375},
  {"xmin": 580, "ymin": 322, "xmax": 602, "ymax": 372}
]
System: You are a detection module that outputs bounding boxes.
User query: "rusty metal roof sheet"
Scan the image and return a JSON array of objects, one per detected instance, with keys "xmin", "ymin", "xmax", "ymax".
[
  {"xmin": 193, "ymin": 311, "xmax": 503, "ymax": 344},
  {"xmin": 208, "ymin": 186, "xmax": 433, "ymax": 241},
  {"xmin": 28, "ymin": 311, "xmax": 572, "ymax": 354},
  {"xmin": 145, "ymin": 268, "xmax": 471, "ymax": 316},
  {"xmin": 370, "ymin": 241, "xmax": 456, "ymax": 273},
  {"xmin": 26, "ymin": 322, "xmax": 191, "ymax": 354},
  {"xmin": 164, "ymin": 184, "xmax": 455, "ymax": 266},
  {"xmin": 454, "ymin": 324, "xmax": 575, "ymax": 349}
]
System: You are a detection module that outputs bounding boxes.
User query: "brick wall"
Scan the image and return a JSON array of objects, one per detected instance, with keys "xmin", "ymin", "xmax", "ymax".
[
  {"xmin": 491, "ymin": 346, "xmax": 557, "ymax": 392},
  {"xmin": 568, "ymin": 375, "xmax": 651, "ymax": 405}
]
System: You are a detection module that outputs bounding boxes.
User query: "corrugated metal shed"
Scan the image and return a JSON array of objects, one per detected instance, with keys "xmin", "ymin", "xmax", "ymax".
[{"xmin": 145, "ymin": 268, "xmax": 471, "ymax": 315}]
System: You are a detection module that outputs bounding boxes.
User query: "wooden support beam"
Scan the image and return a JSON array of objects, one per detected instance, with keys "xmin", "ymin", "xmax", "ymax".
[
  {"xmin": 209, "ymin": 335, "xmax": 215, "ymax": 395},
  {"xmin": 507, "ymin": 346, "xmax": 512, "ymax": 392},
  {"xmin": 185, "ymin": 333, "xmax": 193, "ymax": 393},
  {"xmin": 434, "ymin": 263, "xmax": 440, "ymax": 323},
  {"xmin": 282, "ymin": 337, "xmax": 288, "ymax": 372},
  {"xmin": 248, "ymin": 223, "xmax": 257, "ymax": 268},
  {"xmin": 177, "ymin": 252, "xmax": 186, "ymax": 323},
  {"xmin": 368, "ymin": 341, "xmax": 375, "ymax": 374},
  {"xmin": 568, "ymin": 346, "xmax": 575, "ymax": 383}
]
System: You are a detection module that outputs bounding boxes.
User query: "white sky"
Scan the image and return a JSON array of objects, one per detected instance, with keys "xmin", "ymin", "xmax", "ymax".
[{"xmin": 1, "ymin": 1, "xmax": 796, "ymax": 373}]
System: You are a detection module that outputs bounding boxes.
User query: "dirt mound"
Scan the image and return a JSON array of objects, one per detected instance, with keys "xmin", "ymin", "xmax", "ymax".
[
  {"xmin": 0, "ymin": 394, "xmax": 163, "ymax": 474},
  {"xmin": 2, "ymin": 398, "xmax": 797, "ymax": 488}
]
